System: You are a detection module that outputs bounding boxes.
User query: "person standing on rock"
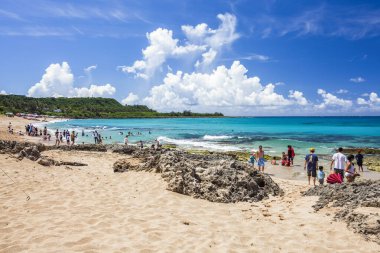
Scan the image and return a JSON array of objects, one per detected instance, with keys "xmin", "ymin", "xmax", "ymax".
[
  {"xmin": 155, "ymin": 139, "xmax": 160, "ymax": 150},
  {"xmin": 256, "ymin": 145, "xmax": 265, "ymax": 172},
  {"xmin": 330, "ymin": 147, "xmax": 346, "ymax": 182},
  {"xmin": 355, "ymin": 150, "xmax": 364, "ymax": 172},
  {"xmin": 304, "ymin": 148, "xmax": 318, "ymax": 186}
]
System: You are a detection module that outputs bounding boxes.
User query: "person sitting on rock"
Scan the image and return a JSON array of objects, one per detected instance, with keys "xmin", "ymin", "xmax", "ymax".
[{"xmin": 345, "ymin": 154, "xmax": 360, "ymax": 183}]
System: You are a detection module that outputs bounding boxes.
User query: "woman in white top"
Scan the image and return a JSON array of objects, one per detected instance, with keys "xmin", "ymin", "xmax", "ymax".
[{"xmin": 345, "ymin": 154, "xmax": 359, "ymax": 182}]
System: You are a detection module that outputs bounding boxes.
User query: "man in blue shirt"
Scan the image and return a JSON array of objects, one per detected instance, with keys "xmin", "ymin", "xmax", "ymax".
[{"xmin": 304, "ymin": 148, "xmax": 319, "ymax": 186}]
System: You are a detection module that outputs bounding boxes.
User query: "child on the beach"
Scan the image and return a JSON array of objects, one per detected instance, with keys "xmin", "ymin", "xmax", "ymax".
[
  {"xmin": 248, "ymin": 153, "xmax": 256, "ymax": 168},
  {"xmin": 281, "ymin": 152, "xmax": 288, "ymax": 166},
  {"xmin": 318, "ymin": 166, "xmax": 325, "ymax": 185}
]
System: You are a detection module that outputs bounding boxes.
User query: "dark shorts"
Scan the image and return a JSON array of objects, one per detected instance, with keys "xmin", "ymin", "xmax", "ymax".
[
  {"xmin": 334, "ymin": 169, "xmax": 345, "ymax": 181},
  {"xmin": 307, "ymin": 168, "xmax": 316, "ymax": 177},
  {"xmin": 357, "ymin": 161, "xmax": 363, "ymax": 166}
]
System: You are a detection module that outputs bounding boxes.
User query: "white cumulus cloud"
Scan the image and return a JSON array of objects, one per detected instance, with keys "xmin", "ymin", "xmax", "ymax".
[
  {"xmin": 357, "ymin": 92, "xmax": 380, "ymax": 109},
  {"xmin": 28, "ymin": 62, "xmax": 75, "ymax": 97},
  {"xmin": 182, "ymin": 13, "xmax": 239, "ymax": 49},
  {"xmin": 119, "ymin": 28, "xmax": 205, "ymax": 79},
  {"xmin": 121, "ymin": 93, "xmax": 140, "ymax": 105},
  {"xmin": 315, "ymin": 89, "xmax": 352, "ymax": 109},
  {"xmin": 142, "ymin": 61, "xmax": 307, "ymax": 112},
  {"xmin": 289, "ymin": 90, "xmax": 308, "ymax": 105},
  {"xmin": 27, "ymin": 62, "xmax": 116, "ymax": 98},
  {"xmin": 74, "ymin": 84, "xmax": 115, "ymax": 97},
  {"xmin": 0, "ymin": 90, "xmax": 7, "ymax": 95},
  {"xmin": 121, "ymin": 13, "xmax": 239, "ymax": 79}
]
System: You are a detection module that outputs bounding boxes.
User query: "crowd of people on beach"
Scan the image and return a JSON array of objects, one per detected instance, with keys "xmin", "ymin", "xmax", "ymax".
[
  {"xmin": 249, "ymin": 144, "xmax": 364, "ymax": 186},
  {"xmin": 303, "ymin": 147, "xmax": 363, "ymax": 186}
]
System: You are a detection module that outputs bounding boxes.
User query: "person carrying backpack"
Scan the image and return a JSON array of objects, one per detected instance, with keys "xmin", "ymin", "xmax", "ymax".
[{"xmin": 304, "ymin": 148, "xmax": 318, "ymax": 186}]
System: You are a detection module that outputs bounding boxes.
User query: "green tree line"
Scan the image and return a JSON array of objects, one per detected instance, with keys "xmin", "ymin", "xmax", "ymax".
[{"xmin": 0, "ymin": 95, "xmax": 223, "ymax": 118}]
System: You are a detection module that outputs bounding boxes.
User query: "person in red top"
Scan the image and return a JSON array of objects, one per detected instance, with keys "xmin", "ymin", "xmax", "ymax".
[{"xmin": 287, "ymin": 145, "xmax": 295, "ymax": 165}]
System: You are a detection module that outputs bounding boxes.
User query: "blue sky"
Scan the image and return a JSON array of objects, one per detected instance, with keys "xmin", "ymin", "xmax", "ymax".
[{"xmin": 0, "ymin": 0, "xmax": 379, "ymax": 115}]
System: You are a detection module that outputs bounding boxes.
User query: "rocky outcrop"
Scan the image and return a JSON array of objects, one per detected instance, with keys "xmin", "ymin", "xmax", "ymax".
[
  {"xmin": 364, "ymin": 156, "xmax": 380, "ymax": 172},
  {"xmin": 51, "ymin": 144, "xmax": 107, "ymax": 152},
  {"xmin": 0, "ymin": 140, "xmax": 108, "ymax": 153},
  {"xmin": 111, "ymin": 146, "xmax": 139, "ymax": 155},
  {"xmin": 303, "ymin": 180, "xmax": 380, "ymax": 244},
  {"xmin": 16, "ymin": 146, "xmax": 41, "ymax": 161},
  {"xmin": 113, "ymin": 149, "xmax": 283, "ymax": 203},
  {"xmin": 344, "ymin": 148, "xmax": 380, "ymax": 155},
  {"xmin": 113, "ymin": 158, "xmax": 139, "ymax": 172},
  {"xmin": 37, "ymin": 158, "xmax": 88, "ymax": 167},
  {"xmin": 0, "ymin": 140, "xmax": 46, "ymax": 154}
]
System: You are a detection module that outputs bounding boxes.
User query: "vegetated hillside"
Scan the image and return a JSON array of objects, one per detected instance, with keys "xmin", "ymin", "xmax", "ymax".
[{"xmin": 0, "ymin": 95, "xmax": 223, "ymax": 118}]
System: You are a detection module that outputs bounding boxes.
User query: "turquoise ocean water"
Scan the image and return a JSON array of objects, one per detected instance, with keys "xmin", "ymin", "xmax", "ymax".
[{"xmin": 45, "ymin": 117, "xmax": 380, "ymax": 156}]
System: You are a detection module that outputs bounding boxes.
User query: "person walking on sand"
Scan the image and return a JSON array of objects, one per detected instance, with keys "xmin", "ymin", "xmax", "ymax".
[
  {"xmin": 55, "ymin": 129, "xmax": 60, "ymax": 146},
  {"xmin": 304, "ymin": 148, "xmax": 318, "ymax": 186},
  {"xmin": 355, "ymin": 150, "xmax": 364, "ymax": 172},
  {"xmin": 330, "ymin": 147, "xmax": 346, "ymax": 182},
  {"xmin": 70, "ymin": 131, "xmax": 75, "ymax": 146},
  {"xmin": 66, "ymin": 133, "xmax": 70, "ymax": 145},
  {"xmin": 256, "ymin": 145, "xmax": 265, "ymax": 172},
  {"xmin": 317, "ymin": 166, "xmax": 325, "ymax": 185}
]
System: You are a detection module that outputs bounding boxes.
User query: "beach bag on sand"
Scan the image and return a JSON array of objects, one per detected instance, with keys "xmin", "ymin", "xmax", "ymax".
[{"xmin": 327, "ymin": 173, "xmax": 343, "ymax": 184}]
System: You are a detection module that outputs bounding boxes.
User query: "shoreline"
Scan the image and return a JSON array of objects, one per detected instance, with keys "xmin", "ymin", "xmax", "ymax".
[{"xmin": 2, "ymin": 115, "xmax": 380, "ymax": 175}]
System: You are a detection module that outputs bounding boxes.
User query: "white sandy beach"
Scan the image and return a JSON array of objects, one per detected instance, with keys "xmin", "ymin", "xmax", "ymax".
[{"xmin": 1, "ymin": 116, "xmax": 380, "ymax": 252}]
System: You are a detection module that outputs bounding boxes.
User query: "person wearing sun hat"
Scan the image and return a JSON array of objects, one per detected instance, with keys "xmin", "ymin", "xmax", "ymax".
[{"xmin": 304, "ymin": 147, "xmax": 318, "ymax": 186}]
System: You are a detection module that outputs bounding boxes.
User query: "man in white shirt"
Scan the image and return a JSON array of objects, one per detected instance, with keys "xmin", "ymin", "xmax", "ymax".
[{"xmin": 330, "ymin": 147, "xmax": 346, "ymax": 181}]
